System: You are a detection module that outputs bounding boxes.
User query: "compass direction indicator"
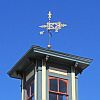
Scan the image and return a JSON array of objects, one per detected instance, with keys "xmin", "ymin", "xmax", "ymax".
[{"xmin": 39, "ymin": 11, "xmax": 67, "ymax": 48}]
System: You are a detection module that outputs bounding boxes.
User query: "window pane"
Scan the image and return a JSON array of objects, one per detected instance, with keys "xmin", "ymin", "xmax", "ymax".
[
  {"xmin": 50, "ymin": 79, "xmax": 57, "ymax": 91},
  {"xmin": 31, "ymin": 82, "xmax": 34, "ymax": 95},
  {"xmin": 27, "ymin": 85, "xmax": 30, "ymax": 97},
  {"xmin": 49, "ymin": 93, "xmax": 57, "ymax": 100},
  {"xmin": 28, "ymin": 96, "xmax": 34, "ymax": 100},
  {"xmin": 59, "ymin": 80, "xmax": 67, "ymax": 93},
  {"xmin": 32, "ymin": 96, "xmax": 34, "ymax": 100},
  {"xmin": 58, "ymin": 95, "xmax": 66, "ymax": 100}
]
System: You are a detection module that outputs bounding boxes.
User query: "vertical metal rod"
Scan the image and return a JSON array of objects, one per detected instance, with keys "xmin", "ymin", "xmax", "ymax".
[
  {"xmin": 48, "ymin": 30, "xmax": 51, "ymax": 49},
  {"xmin": 48, "ymin": 31, "xmax": 51, "ymax": 45}
]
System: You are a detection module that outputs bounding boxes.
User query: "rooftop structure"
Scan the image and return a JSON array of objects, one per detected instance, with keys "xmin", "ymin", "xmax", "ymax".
[{"xmin": 8, "ymin": 45, "xmax": 92, "ymax": 100}]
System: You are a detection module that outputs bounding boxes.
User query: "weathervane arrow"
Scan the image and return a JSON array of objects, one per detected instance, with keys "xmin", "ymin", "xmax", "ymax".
[{"xmin": 39, "ymin": 11, "xmax": 67, "ymax": 48}]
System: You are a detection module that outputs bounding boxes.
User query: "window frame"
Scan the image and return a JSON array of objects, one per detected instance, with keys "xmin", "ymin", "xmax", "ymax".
[
  {"xmin": 26, "ymin": 78, "xmax": 34, "ymax": 100},
  {"xmin": 49, "ymin": 76, "xmax": 68, "ymax": 100}
]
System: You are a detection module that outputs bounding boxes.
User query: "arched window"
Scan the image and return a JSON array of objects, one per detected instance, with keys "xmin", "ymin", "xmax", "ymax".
[{"xmin": 49, "ymin": 77, "xmax": 68, "ymax": 100}]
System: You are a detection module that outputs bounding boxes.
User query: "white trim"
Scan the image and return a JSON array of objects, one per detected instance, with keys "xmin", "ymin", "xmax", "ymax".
[
  {"xmin": 49, "ymin": 69, "xmax": 67, "ymax": 76},
  {"xmin": 34, "ymin": 60, "xmax": 37, "ymax": 100},
  {"xmin": 71, "ymin": 67, "xmax": 76, "ymax": 100},
  {"xmin": 26, "ymin": 69, "xmax": 34, "ymax": 81},
  {"xmin": 42, "ymin": 59, "xmax": 46, "ymax": 100},
  {"xmin": 21, "ymin": 79, "xmax": 25, "ymax": 100},
  {"xmin": 34, "ymin": 50, "xmax": 89, "ymax": 65}
]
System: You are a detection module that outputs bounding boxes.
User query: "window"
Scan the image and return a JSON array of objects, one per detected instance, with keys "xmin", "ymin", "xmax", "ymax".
[
  {"xmin": 26, "ymin": 81, "xmax": 34, "ymax": 100},
  {"xmin": 49, "ymin": 77, "xmax": 68, "ymax": 100}
]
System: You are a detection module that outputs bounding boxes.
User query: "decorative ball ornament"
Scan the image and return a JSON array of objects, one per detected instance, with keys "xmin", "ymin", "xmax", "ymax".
[{"xmin": 47, "ymin": 44, "xmax": 51, "ymax": 49}]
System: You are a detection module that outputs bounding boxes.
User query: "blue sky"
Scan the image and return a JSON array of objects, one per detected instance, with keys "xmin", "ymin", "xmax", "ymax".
[{"xmin": 0, "ymin": 0, "xmax": 100, "ymax": 100}]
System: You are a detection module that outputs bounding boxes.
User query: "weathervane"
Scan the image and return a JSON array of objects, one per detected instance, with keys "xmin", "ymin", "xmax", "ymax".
[{"xmin": 39, "ymin": 11, "xmax": 67, "ymax": 49}]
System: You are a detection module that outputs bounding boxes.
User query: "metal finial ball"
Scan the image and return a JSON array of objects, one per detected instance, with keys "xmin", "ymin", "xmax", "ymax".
[{"xmin": 47, "ymin": 44, "xmax": 51, "ymax": 49}]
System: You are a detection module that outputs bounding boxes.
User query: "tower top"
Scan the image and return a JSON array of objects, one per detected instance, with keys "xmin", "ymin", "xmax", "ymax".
[
  {"xmin": 39, "ymin": 11, "xmax": 67, "ymax": 48},
  {"xmin": 8, "ymin": 45, "xmax": 93, "ymax": 79}
]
